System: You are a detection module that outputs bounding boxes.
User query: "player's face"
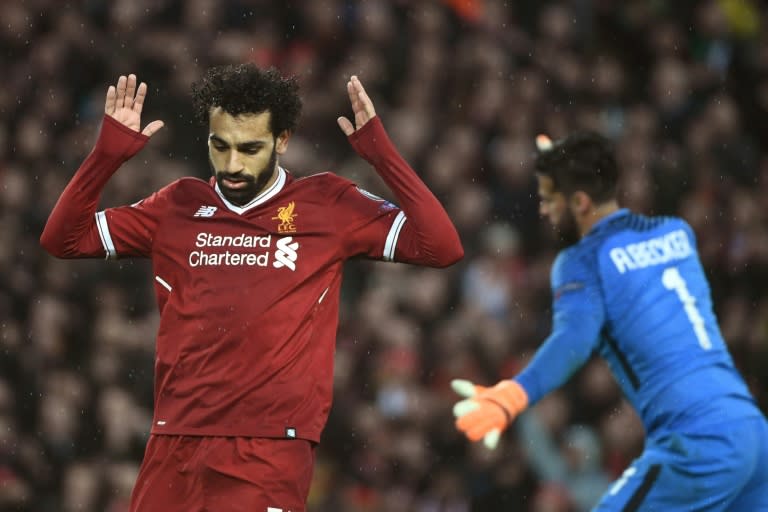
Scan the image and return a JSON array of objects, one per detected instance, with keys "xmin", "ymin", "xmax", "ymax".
[
  {"xmin": 208, "ymin": 108, "xmax": 289, "ymax": 206},
  {"xmin": 537, "ymin": 175, "xmax": 580, "ymax": 246}
]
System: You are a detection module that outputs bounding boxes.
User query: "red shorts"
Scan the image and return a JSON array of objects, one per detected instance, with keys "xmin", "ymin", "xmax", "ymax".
[{"xmin": 129, "ymin": 435, "xmax": 316, "ymax": 512}]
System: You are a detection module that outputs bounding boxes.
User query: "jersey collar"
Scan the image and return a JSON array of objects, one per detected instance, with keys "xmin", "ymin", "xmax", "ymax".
[
  {"xmin": 214, "ymin": 166, "xmax": 287, "ymax": 215},
  {"xmin": 589, "ymin": 208, "xmax": 629, "ymax": 235}
]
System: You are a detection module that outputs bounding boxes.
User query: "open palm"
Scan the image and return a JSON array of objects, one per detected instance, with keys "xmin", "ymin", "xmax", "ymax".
[
  {"xmin": 105, "ymin": 74, "xmax": 164, "ymax": 137},
  {"xmin": 337, "ymin": 75, "xmax": 377, "ymax": 136}
]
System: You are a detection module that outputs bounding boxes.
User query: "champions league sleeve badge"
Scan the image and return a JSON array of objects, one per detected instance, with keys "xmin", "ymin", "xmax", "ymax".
[{"xmin": 356, "ymin": 186, "xmax": 397, "ymax": 211}]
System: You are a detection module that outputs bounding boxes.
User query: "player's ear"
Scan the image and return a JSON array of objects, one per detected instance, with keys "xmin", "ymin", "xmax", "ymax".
[
  {"xmin": 275, "ymin": 130, "xmax": 291, "ymax": 155},
  {"xmin": 570, "ymin": 191, "xmax": 592, "ymax": 215}
]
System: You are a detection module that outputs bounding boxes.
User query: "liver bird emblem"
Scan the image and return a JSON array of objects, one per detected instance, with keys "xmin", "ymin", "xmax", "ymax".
[{"xmin": 272, "ymin": 201, "xmax": 298, "ymax": 233}]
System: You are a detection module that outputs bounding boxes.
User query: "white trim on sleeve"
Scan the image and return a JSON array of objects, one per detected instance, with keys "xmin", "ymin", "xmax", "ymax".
[
  {"xmin": 383, "ymin": 211, "xmax": 406, "ymax": 261},
  {"xmin": 155, "ymin": 275, "xmax": 172, "ymax": 292},
  {"xmin": 95, "ymin": 211, "xmax": 117, "ymax": 259}
]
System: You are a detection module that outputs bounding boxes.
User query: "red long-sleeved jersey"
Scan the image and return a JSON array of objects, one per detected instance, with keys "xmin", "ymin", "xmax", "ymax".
[{"xmin": 40, "ymin": 115, "xmax": 463, "ymax": 441}]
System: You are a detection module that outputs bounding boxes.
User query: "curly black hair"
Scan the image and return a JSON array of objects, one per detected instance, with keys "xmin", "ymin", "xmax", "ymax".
[
  {"xmin": 534, "ymin": 131, "xmax": 618, "ymax": 203},
  {"xmin": 191, "ymin": 63, "xmax": 302, "ymax": 135}
]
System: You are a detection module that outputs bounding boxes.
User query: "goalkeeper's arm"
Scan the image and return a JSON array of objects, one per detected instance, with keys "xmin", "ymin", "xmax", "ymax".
[{"xmin": 452, "ymin": 308, "xmax": 601, "ymax": 449}]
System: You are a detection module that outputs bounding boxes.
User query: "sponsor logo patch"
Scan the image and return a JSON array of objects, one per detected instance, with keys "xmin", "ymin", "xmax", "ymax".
[{"xmin": 193, "ymin": 205, "xmax": 218, "ymax": 218}]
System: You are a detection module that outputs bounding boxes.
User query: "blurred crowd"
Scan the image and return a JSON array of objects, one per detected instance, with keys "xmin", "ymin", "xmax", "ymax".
[{"xmin": 1, "ymin": 0, "xmax": 767, "ymax": 511}]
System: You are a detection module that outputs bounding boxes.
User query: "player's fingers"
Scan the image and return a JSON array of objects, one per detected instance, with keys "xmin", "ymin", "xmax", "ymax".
[
  {"xmin": 337, "ymin": 116, "xmax": 354, "ymax": 136},
  {"xmin": 467, "ymin": 414, "xmax": 503, "ymax": 442},
  {"xmin": 456, "ymin": 408, "xmax": 491, "ymax": 435},
  {"xmin": 105, "ymin": 85, "xmax": 116, "ymax": 114},
  {"xmin": 133, "ymin": 82, "xmax": 148, "ymax": 114},
  {"xmin": 346, "ymin": 77, "xmax": 354, "ymax": 97},
  {"xmin": 464, "ymin": 418, "xmax": 495, "ymax": 442},
  {"xmin": 483, "ymin": 430, "xmax": 501, "ymax": 450},
  {"xmin": 124, "ymin": 74, "xmax": 137, "ymax": 109},
  {"xmin": 141, "ymin": 120, "xmax": 165, "ymax": 137},
  {"xmin": 451, "ymin": 379, "xmax": 477, "ymax": 398},
  {"xmin": 115, "ymin": 75, "xmax": 127, "ymax": 109},
  {"xmin": 456, "ymin": 404, "xmax": 508, "ymax": 440},
  {"xmin": 351, "ymin": 76, "xmax": 376, "ymax": 118},
  {"xmin": 346, "ymin": 80, "xmax": 364, "ymax": 116},
  {"xmin": 345, "ymin": 79, "xmax": 358, "ymax": 109},
  {"xmin": 453, "ymin": 399, "xmax": 479, "ymax": 418}
]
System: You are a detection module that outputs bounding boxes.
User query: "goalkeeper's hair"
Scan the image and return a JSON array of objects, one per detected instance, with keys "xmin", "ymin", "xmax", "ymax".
[
  {"xmin": 534, "ymin": 131, "xmax": 618, "ymax": 203},
  {"xmin": 191, "ymin": 63, "xmax": 302, "ymax": 136}
]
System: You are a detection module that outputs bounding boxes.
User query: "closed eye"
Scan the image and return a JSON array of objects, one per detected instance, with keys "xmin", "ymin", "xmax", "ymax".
[{"xmin": 238, "ymin": 144, "xmax": 264, "ymax": 155}]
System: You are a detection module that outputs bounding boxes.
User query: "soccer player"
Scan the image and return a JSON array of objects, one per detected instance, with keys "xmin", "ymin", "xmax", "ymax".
[
  {"xmin": 452, "ymin": 132, "xmax": 768, "ymax": 510},
  {"xmin": 40, "ymin": 66, "xmax": 463, "ymax": 511}
]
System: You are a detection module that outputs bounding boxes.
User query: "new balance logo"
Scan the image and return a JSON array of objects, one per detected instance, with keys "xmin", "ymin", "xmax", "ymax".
[
  {"xmin": 194, "ymin": 205, "xmax": 218, "ymax": 217},
  {"xmin": 273, "ymin": 237, "xmax": 299, "ymax": 271}
]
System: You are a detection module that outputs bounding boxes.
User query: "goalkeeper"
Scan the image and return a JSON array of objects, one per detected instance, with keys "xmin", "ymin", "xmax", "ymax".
[{"xmin": 453, "ymin": 132, "xmax": 768, "ymax": 510}]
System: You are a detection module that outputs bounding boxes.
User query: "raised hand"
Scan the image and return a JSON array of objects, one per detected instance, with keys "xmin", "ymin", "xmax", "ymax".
[
  {"xmin": 104, "ymin": 74, "xmax": 164, "ymax": 137},
  {"xmin": 337, "ymin": 75, "xmax": 377, "ymax": 136}
]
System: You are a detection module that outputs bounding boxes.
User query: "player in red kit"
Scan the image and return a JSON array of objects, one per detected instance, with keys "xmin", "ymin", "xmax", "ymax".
[{"xmin": 40, "ymin": 65, "xmax": 463, "ymax": 512}]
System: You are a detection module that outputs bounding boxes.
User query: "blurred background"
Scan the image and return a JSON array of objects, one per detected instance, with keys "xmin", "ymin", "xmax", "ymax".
[{"xmin": 2, "ymin": 0, "xmax": 767, "ymax": 510}]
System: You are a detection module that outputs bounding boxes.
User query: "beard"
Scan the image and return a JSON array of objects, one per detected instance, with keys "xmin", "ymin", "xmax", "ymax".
[
  {"xmin": 212, "ymin": 146, "xmax": 278, "ymax": 206},
  {"xmin": 551, "ymin": 208, "xmax": 580, "ymax": 248}
]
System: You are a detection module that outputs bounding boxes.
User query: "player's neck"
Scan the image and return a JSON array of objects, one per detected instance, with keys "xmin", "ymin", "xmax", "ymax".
[{"xmin": 578, "ymin": 200, "xmax": 619, "ymax": 237}]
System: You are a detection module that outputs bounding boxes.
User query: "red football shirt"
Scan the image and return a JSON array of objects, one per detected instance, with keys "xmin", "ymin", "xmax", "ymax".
[{"xmin": 41, "ymin": 115, "xmax": 462, "ymax": 441}]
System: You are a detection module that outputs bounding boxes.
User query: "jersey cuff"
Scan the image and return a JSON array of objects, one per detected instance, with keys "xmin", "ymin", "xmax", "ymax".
[
  {"xmin": 383, "ymin": 211, "xmax": 406, "ymax": 261},
  {"xmin": 95, "ymin": 211, "xmax": 117, "ymax": 259}
]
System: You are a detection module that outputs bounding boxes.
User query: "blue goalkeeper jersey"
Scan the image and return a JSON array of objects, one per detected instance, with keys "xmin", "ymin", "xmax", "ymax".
[{"xmin": 515, "ymin": 209, "xmax": 760, "ymax": 438}]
